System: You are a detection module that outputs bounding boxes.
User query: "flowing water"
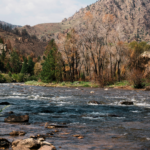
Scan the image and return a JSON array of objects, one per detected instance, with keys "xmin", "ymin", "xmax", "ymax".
[{"xmin": 0, "ymin": 83, "xmax": 150, "ymax": 150}]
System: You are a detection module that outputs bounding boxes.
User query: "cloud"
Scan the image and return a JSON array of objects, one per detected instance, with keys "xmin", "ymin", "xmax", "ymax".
[{"xmin": 0, "ymin": 0, "xmax": 86, "ymax": 26}]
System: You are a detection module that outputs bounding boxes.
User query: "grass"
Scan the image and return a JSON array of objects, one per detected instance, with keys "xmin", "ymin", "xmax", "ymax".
[
  {"xmin": 2, "ymin": 73, "xmax": 12, "ymax": 83},
  {"xmin": 0, "ymin": 106, "xmax": 10, "ymax": 113},
  {"xmin": 107, "ymin": 80, "xmax": 130, "ymax": 88},
  {"xmin": 25, "ymin": 81, "xmax": 99, "ymax": 88}
]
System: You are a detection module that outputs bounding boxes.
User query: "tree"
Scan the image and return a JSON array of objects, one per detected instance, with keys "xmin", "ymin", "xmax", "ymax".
[
  {"xmin": 6, "ymin": 62, "xmax": 12, "ymax": 72},
  {"xmin": 10, "ymin": 50, "xmax": 21, "ymax": 73},
  {"xmin": 1, "ymin": 49, "xmax": 6, "ymax": 61},
  {"xmin": 0, "ymin": 38, "xmax": 3, "ymax": 44},
  {"xmin": 27, "ymin": 57, "xmax": 35, "ymax": 75},
  {"xmin": 21, "ymin": 58, "xmax": 28, "ymax": 73},
  {"xmin": 41, "ymin": 40, "xmax": 62, "ymax": 83}
]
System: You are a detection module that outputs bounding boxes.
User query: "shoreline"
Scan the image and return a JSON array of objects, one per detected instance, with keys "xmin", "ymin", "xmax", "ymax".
[{"xmin": 21, "ymin": 81, "xmax": 150, "ymax": 91}]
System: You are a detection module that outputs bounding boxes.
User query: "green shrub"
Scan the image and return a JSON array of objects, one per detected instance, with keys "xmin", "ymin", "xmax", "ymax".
[
  {"xmin": 0, "ymin": 74, "xmax": 6, "ymax": 83},
  {"xmin": 17, "ymin": 73, "xmax": 25, "ymax": 82},
  {"xmin": 8, "ymin": 71, "xmax": 12, "ymax": 77},
  {"xmin": 12, "ymin": 74, "xmax": 18, "ymax": 81},
  {"xmin": 26, "ymin": 75, "xmax": 38, "ymax": 81}
]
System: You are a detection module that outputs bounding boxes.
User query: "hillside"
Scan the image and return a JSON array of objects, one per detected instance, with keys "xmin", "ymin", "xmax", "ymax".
[
  {"xmin": 0, "ymin": 28, "xmax": 47, "ymax": 57},
  {"xmin": 19, "ymin": 0, "xmax": 150, "ymax": 43}
]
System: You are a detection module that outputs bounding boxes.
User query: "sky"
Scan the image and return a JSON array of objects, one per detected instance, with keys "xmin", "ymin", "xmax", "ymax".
[{"xmin": 0, "ymin": 0, "xmax": 97, "ymax": 26}]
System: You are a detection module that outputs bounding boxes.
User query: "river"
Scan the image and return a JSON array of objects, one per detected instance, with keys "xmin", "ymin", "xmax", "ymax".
[{"xmin": 0, "ymin": 83, "xmax": 150, "ymax": 150}]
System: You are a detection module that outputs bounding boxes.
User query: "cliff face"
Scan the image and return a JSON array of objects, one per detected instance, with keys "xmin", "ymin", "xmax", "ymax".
[{"xmin": 19, "ymin": 0, "xmax": 150, "ymax": 43}]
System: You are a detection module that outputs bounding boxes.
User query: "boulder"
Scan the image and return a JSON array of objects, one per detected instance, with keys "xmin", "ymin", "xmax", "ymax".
[
  {"xmin": 0, "ymin": 102, "xmax": 10, "ymax": 105},
  {"xmin": 12, "ymin": 138, "xmax": 40, "ymax": 149},
  {"xmin": 13, "ymin": 146, "xmax": 30, "ymax": 150},
  {"xmin": 4, "ymin": 115, "xmax": 29, "ymax": 122},
  {"xmin": 0, "ymin": 138, "xmax": 10, "ymax": 149},
  {"xmin": 38, "ymin": 145, "xmax": 56, "ymax": 150},
  {"xmin": 121, "ymin": 101, "xmax": 134, "ymax": 105},
  {"xmin": 12, "ymin": 138, "xmax": 56, "ymax": 150},
  {"xmin": 9, "ymin": 131, "xmax": 26, "ymax": 136}
]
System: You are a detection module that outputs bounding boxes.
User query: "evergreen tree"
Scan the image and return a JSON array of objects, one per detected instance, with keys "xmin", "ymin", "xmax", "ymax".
[
  {"xmin": 41, "ymin": 39, "xmax": 63, "ymax": 83},
  {"xmin": 41, "ymin": 49, "xmax": 56, "ymax": 83},
  {"xmin": 1, "ymin": 49, "xmax": 5, "ymax": 61},
  {"xmin": 21, "ymin": 58, "xmax": 28, "ymax": 73},
  {"xmin": 0, "ymin": 38, "xmax": 3, "ymax": 44},
  {"xmin": 10, "ymin": 50, "xmax": 21, "ymax": 73},
  {"xmin": 6, "ymin": 62, "xmax": 12, "ymax": 72},
  {"xmin": 0, "ymin": 59, "xmax": 5, "ymax": 72},
  {"xmin": 27, "ymin": 57, "xmax": 34, "ymax": 75}
]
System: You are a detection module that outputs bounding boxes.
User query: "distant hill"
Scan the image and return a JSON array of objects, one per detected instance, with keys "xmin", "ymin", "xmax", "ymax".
[{"xmin": 0, "ymin": 20, "xmax": 22, "ymax": 29}]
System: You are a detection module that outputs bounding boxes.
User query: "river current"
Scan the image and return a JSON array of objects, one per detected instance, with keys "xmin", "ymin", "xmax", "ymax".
[{"xmin": 0, "ymin": 83, "xmax": 150, "ymax": 150}]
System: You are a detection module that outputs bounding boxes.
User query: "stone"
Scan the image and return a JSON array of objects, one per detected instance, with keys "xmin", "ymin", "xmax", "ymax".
[
  {"xmin": 0, "ymin": 138, "xmax": 10, "ymax": 149},
  {"xmin": 88, "ymin": 100, "xmax": 105, "ymax": 105},
  {"xmin": 121, "ymin": 101, "xmax": 134, "ymax": 105},
  {"xmin": 9, "ymin": 111, "xmax": 14, "ymax": 114},
  {"xmin": 144, "ymin": 86, "xmax": 150, "ymax": 91},
  {"xmin": 73, "ymin": 135, "xmax": 84, "ymax": 139},
  {"xmin": 9, "ymin": 131, "xmax": 26, "ymax": 136},
  {"xmin": 38, "ymin": 145, "xmax": 56, "ymax": 150},
  {"xmin": 0, "ymin": 102, "xmax": 10, "ymax": 105},
  {"xmin": 4, "ymin": 115, "xmax": 29, "ymax": 122},
  {"xmin": 12, "ymin": 138, "xmax": 55, "ymax": 150},
  {"xmin": 13, "ymin": 146, "xmax": 30, "ymax": 150},
  {"xmin": 12, "ymin": 138, "xmax": 40, "ymax": 149},
  {"xmin": 46, "ymin": 125, "xmax": 68, "ymax": 129},
  {"xmin": 90, "ymin": 91, "xmax": 95, "ymax": 94}
]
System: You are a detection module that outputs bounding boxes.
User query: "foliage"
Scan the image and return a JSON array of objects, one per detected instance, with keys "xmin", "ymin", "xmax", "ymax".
[
  {"xmin": 128, "ymin": 69, "xmax": 145, "ymax": 89},
  {"xmin": 34, "ymin": 62, "xmax": 42, "ymax": 75},
  {"xmin": 1, "ymin": 49, "xmax": 6, "ymax": 61},
  {"xmin": 10, "ymin": 50, "xmax": 21, "ymax": 73},
  {"xmin": 6, "ymin": 62, "xmax": 12, "ymax": 72},
  {"xmin": 41, "ymin": 40, "xmax": 62, "ymax": 83},
  {"xmin": 0, "ymin": 38, "xmax": 3, "ymax": 44},
  {"xmin": 21, "ymin": 58, "xmax": 28, "ymax": 73},
  {"xmin": 0, "ymin": 74, "xmax": 6, "ymax": 83},
  {"xmin": 0, "ymin": 60, "xmax": 5, "ymax": 72},
  {"xmin": 26, "ymin": 75, "xmax": 38, "ymax": 81},
  {"xmin": 8, "ymin": 71, "xmax": 12, "ymax": 77},
  {"xmin": 27, "ymin": 57, "xmax": 35, "ymax": 75}
]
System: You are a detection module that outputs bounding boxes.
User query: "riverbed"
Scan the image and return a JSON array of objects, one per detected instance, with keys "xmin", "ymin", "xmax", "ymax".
[{"xmin": 0, "ymin": 83, "xmax": 150, "ymax": 150}]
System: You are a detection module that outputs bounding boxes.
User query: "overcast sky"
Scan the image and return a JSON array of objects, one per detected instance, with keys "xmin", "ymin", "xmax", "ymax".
[{"xmin": 0, "ymin": 0, "xmax": 97, "ymax": 26}]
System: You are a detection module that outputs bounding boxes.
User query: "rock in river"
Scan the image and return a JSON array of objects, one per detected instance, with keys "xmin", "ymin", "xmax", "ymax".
[
  {"xmin": 0, "ymin": 138, "xmax": 11, "ymax": 149},
  {"xmin": 4, "ymin": 114, "xmax": 29, "ymax": 122},
  {"xmin": 12, "ymin": 138, "xmax": 56, "ymax": 150},
  {"xmin": 0, "ymin": 102, "xmax": 10, "ymax": 105},
  {"xmin": 121, "ymin": 101, "xmax": 134, "ymax": 105},
  {"xmin": 9, "ymin": 131, "xmax": 26, "ymax": 136},
  {"xmin": 88, "ymin": 100, "xmax": 105, "ymax": 105}
]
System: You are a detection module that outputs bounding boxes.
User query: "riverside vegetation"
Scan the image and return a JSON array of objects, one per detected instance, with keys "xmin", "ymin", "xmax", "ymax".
[{"xmin": 1, "ymin": 38, "xmax": 150, "ymax": 89}]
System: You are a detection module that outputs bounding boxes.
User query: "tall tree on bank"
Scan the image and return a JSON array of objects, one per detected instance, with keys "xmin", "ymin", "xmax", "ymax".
[
  {"xmin": 27, "ymin": 57, "xmax": 35, "ymax": 75},
  {"xmin": 41, "ymin": 39, "xmax": 62, "ymax": 83},
  {"xmin": 21, "ymin": 57, "xmax": 28, "ymax": 73},
  {"xmin": 10, "ymin": 50, "xmax": 21, "ymax": 73}
]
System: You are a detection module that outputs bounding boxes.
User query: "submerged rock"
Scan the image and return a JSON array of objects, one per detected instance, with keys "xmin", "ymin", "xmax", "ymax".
[
  {"xmin": 47, "ymin": 125, "xmax": 68, "ymax": 129},
  {"xmin": 9, "ymin": 131, "xmax": 26, "ymax": 136},
  {"xmin": 4, "ymin": 115, "xmax": 29, "ymax": 122},
  {"xmin": 88, "ymin": 100, "xmax": 105, "ymax": 105},
  {"xmin": 0, "ymin": 138, "xmax": 11, "ymax": 149},
  {"xmin": 121, "ymin": 101, "xmax": 134, "ymax": 105}
]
